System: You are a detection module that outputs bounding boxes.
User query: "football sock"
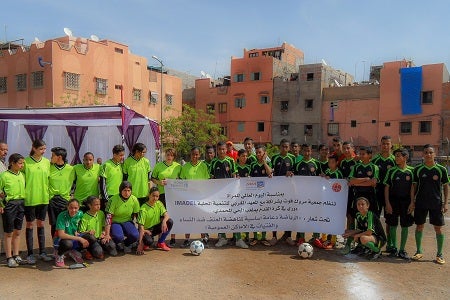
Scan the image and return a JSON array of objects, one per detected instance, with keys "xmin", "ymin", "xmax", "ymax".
[
  {"xmin": 313, "ymin": 232, "xmax": 320, "ymax": 239},
  {"xmin": 261, "ymin": 232, "xmax": 266, "ymax": 239},
  {"xmin": 400, "ymin": 227, "xmax": 409, "ymax": 251},
  {"xmin": 37, "ymin": 227, "xmax": 45, "ymax": 253},
  {"xmin": 253, "ymin": 232, "xmax": 258, "ymax": 239},
  {"xmin": 365, "ymin": 241, "xmax": 380, "ymax": 253},
  {"xmin": 385, "ymin": 224, "xmax": 391, "ymax": 247},
  {"xmin": 346, "ymin": 237, "xmax": 354, "ymax": 247},
  {"xmin": 436, "ymin": 233, "xmax": 444, "ymax": 255},
  {"xmin": 26, "ymin": 228, "xmax": 33, "ymax": 256},
  {"xmin": 234, "ymin": 232, "xmax": 241, "ymax": 240},
  {"xmin": 331, "ymin": 235, "xmax": 337, "ymax": 244},
  {"xmin": 389, "ymin": 226, "xmax": 397, "ymax": 250},
  {"xmin": 321, "ymin": 233, "xmax": 327, "ymax": 241},
  {"xmin": 296, "ymin": 232, "xmax": 305, "ymax": 240},
  {"xmin": 415, "ymin": 230, "xmax": 423, "ymax": 253}
]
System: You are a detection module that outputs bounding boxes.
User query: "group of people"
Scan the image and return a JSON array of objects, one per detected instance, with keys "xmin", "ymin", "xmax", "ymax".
[{"xmin": 0, "ymin": 134, "xmax": 448, "ymax": 268}]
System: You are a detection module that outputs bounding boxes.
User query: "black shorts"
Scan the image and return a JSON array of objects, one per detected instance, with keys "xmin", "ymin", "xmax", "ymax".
[
  {"xmin": 385, "ymin": 199, "xmax": 414, "ymax": 227},
  {"xmin": 24, "ymin": 204, "xmax": 48, "ymax": 222},
  {"xmin": 414, "ymin": 208, "xmax": 445, "ymax": 226},
  {"xmin": 48, "ymin": 196, "xmax": 68, "ymax": 226},
  {"xmin": 2, "ymin": 199, "xmax": 25, "ymax": 233}
]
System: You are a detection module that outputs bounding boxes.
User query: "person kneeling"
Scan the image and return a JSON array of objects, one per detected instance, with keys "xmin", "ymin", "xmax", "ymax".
[{"xmin": 136, "ymin": 187, "xmax": 173, "ymax": 254}]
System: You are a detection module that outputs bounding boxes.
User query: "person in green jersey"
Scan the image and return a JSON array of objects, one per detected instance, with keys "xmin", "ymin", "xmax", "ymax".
[
  {"xmin": 290, "ymin": 141, "xmax": 303, "ymax": 163},
  {"xmin": 78, "ymin": 196, "xmax": 117, "ymax": 259},
  {"xmin": 123, "ymin": 143, "xmax": 151, "ymax": 206},
  {"xmin": 136, "ymin": 187, "xmax": 173, "ymax": 254},
  {"xmin": 179, "ymin": 147, "xmax": 210, "ymax": 248},
  {"xmin": 0, "ymin": 140, "xmax": 8, "ymax": 256},
  {"xmin": 151, "ymin": 148, "xmax": 181, "ymax": 247},
  {"xmin": 48, "ymin": 147, "xmax": 75, "ymax": 239},
  {"xmin": 100, "ymin": 145, "xmax": 125, "ymax": 211},
  {"xmin": 243, "ymin": 137, "xmax": 257, "ymax": 165},
  {"xmin": 105, "ymin": 181, "xmax": 140, "ymax": 253},
  {"xmin": 54, "ymin": 199, "xmax": 87, "ymax": 267},
  {"xmin": 0, "ymin": 154, "xmax": 26, "ymax": 268},
  {"xmin": 73, "ymin": 152, "xmax": 101, "ymax": 210},
  {"xmin": 23, "ymin": 139, "xmax": 52, "ymax": 264},
  {"xmin": 203, "ymin": 144, "xmax": 215, "ymax": 170}
]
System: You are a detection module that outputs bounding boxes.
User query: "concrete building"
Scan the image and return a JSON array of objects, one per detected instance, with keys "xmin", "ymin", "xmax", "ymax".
[{"xmin": 0, "ymin": 34, "xmax": 182, "ymax": 123}]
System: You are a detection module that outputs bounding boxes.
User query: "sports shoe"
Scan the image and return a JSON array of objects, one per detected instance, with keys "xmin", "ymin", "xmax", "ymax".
[
  {"xmin": 350, "ymin": 245, "xmax": 365, "ymax": 255},
  {"xmin": 180, "ymin": 239, "xmax": 191, "ymax": 248},
  {"xmin": 341, "ymin": 244, "xmax": 351, "ymax": 255},
  {"xmin": 14, "ymin": 255, "xmax": 27, "ymax": 265},
  {"xmin": 296, "ymin": 238, "xmax": 306, "ymax": 246},
  {"xmin": 83, "ymin": 250, "xmax": 93, "ymax": 260},
  {"xmin": 55, "ymin": 254, "xmax": 66, "ymax": 268},
  {"xmin": 143, "ymin": 245, "xmax": 150, "ymax": 251},
  {"xmin": 7, "ymin": 257, "xmax": 19, "ymax": 268},
  {"xmin": 322, "ymin": 240, "xmax": 333, "ymax": 249},
  {"xmin": 168, "ymin": 239, "xmax": 176, "ymax": 248},
  {"xmin": 269, "ymin": 237, "xmax": 278, "ymax": 246},
  {"xmin": 235, "ymin": 239, "xmax": 249, "ymax": 249},
  {"xmin": 398, "ymin": 250, "xmax": 410, "ymax": 260},
  {"xmin": 123, "ymin": 245, "xmax": 132, "ymax": 253},
  {"xmin": 109, "ymin": 248, "xmax": 118, "ymax": 257},
  {"xmin": 387, "ymin": 248, "xmax": 398, "ymax": 257},
  {"xmin": 249, "ymin": 239, "xmax": 258, "ymax": 246},
  {"xmin": 116, "ymin": 242, "xmax": 124, "ymax": 252},
  {"xmin": 436, "ymin": 254, "xmax": 445, "ymax": 265},
  {"xmin": 68, "ymin": 250, "xmax": 84, "ymax": 263},
  {"xmin": 411, "ymin": 252, "xmax": 423, "ymax": 261},
  {"xmin": 157, "ymin": 242, "xmax": 171, "ymax": 251},
  {"xmin": 27, "ymin": 254, "xmax": 36, "ymax": 265},
  {"xmin": 312, "ymin": 238, "xmax": 324, "ymax": 249},
  {"xmin": 201, "ymin": 238, "xmax": 209, "ymax": 248},
  {"xmin": 285, "ymin": 237, "xmax": 296, "ymax": 246},
  {"xmin": 215, "ymin": 237, "xmax": 228, "ymax": 248},
  {"xmin": 369, "ymin": 251, "xmax": 382, "ymax": 260},
  {"xmin": 39, "ymin": 252, "xmax": 53, "ymax": 262}
]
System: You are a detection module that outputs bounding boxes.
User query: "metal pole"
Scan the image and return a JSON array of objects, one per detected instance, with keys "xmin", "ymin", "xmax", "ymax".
[{"xmin": 152, "ymin": 56, "xmax": 164, "ymax": 161}]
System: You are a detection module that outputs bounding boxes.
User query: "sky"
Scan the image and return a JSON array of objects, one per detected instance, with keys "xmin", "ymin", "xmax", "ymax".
[{"xmin": 2, "ymin": 0, "xmax": 450, "ymax": 82}]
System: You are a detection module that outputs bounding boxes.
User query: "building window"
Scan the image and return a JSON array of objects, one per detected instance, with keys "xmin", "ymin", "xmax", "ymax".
[
  {"xmin": 327, "ymin": 123, "xmax": 339, "ymax": 136},
  {"xmin": 372, "ymin": 120, "xmax": 377, "ymax": 124},
  {"xmin": 351, "ymin": 120, "xmax": 357, "ymax": 127},
  {"xmin": 220, "ymin": 126, "xmax": 227, "ymax": 136},
  {"xmin": 31, "ymin": 71, "xmax": 44, "ymax": 89},
  {"xmin": 419, "ymin": 121, "xmax": 432, "ymax": 134},
  {"xmin": 166, "ymin": 94, "xmax": 173, "ymax": 105},
  {"xmin": 385, "ymin": 122, "xmax": 391, "ymax": 127},
  {"xmin": 421, "ymin": 91, "xmax": 433, "ymax": 104},
  {"xmin": 64, "ymin": 72, "xmax": 80, "ymax": 90},
  {"xmin": 114, "ymin": 47, "xmax": 123, "ymax": 54},
  {"xmin": 132, "ymin": 88, "xmax": 142, "ymax": 101},
  {"xmin": 257, "ymin": 122, "xmax": 265, "ymax": 132},
  {"xmin": 305, "ymin": 99, "xmax": 313, "ymax": 111},
  {"xmin": 304, "ymin": 125, "xmax": 313, "ymax": 136},
  {"xmin": 251, "ymin": 72, "xmax": 261, "ymax": 81},
  {"xmin": 280, "ymin": 125, "xmax": 289, "ymax": 136},
  {"xmin": 0, "ymin": 77, "xmax": 6, "ymax": 93},
  {"xmin": 16, "ymin": 74, "xmax": 27, "ymax": 91},
  {"xmin": 281, "ymin": 101, "xmax": 289, "ymax": 111},
  {"xmin": 149, "ymin": 91, "xmax": 158, "ymax": 104},
  {"xmin": 95, "ymin": 78, "xmax": 107, "ymax": 95},
  {"xmin": 306, "ymin": 72, "xmax": 314, "ymax": 81},
  {"xmin": 260, "ymin": 95, "xmax": 269, "ymax": 104},
  {"xmin": 234, "ymin": 73, "xmax": 244, "ymax": 82},
  {"xmin": 249, "ymin": 52, "xmax": 259, "ymax": 58},
  {"xmin": 235, "ymin": 97, "xmax": 246, "ymax": 108},
  {"xmin": 238, "ymin": 122, "xmax": 245, "ymax": 132},
  {"xmin": 400, "ymin": 122, "xmax": 412, "ymax": 134},
  {"xmin": 206, "ymin": 103, "xmax": 215, "ymax": 114},
  {"xmin": 219, "ymin": 102, "xmax": 227, "ymax": 113}
]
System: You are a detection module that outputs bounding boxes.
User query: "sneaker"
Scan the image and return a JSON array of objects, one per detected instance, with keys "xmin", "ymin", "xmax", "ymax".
[
  {"xmin": 215, "ymin": 237, "xmax": 228, "ymax": 248},
  {"xmin": 398, "ymin": 250, "xmax": 410, "ymax": 260},
  {"xmin": 436, "ymin": 254, "xmax": 445, "ymax": 265},
  {"xmin": 27, "ymin": 254, "xmax": 36, "ymax": 265},
  {"xmin": 180, "ymin": 239, "xmax": 191, "ymax": 248},
  {"xmin": 14, "ymin": 255, "xmax": 27, "ymax": 265},
  {"xmin": 235, "ymin": 239, "xmax": 249, "ymax": 249},
  {"xmin": 109, "ymin": 248, "xmax": 118, "ymax": 257},
  {"xmin": 312, "ymin": 238, "xmax": 324, "ymax": 249},
  {"xmin": 322, "ymin": 240, "xmax": 333, "ymax": 250},
  {"xmin": 285, "ymin": 237, "xmax": 296, "ymax": 246},
  {"xmin": 83, "ymin": 250, "xmax": 93, "ymax": 260},
  {"xmin": 411, "ymin": 252, "xmax": 423, "ymax": 261},
  {"xmin": 168, "ymin": 239, "xmax": 176, "ymax": 248},
  {"xmin": 68, "ymin": 250, "xmax": 84, "ymax": 263},
  {"xmin": 55, "ymin": 254, "xmax": 66, "ymax": 268},
  {"xmin": 249, "ymin": 239, "xmax": 258, "ymax": 246},
  {"xmin": 156, "ymin": 242, "xmax": 171, "ymax": 251},
  {"xmin": 123, "ymin": 245, "xmax": 132, "ymax": 253},
  {"xmin": 143, "ymin": 245, "xmax": 150, "ymax": 251},
  {"xmin": 341, "ymin": 244, "xmax": 351, "ymax": 255},
  {"xmin": 388, "ymin": 248, "xmax": 398, "ymax": 257},
  {"xmin": 39, "ymin": 252, "xmax": 53, "ymax": 262},
  {"xmin": 201, "ymin": 238, "xmax": 210, "ymax": 248},
  {"xmin": 269, "ymin": 237, "xmax": 278, "ymax": 246},
  {"xmin": 369, "ymin": 251, "xmax": 382, "ymax": 260},
  {"xmin": 116, "ymin": 242, "xmax": 125, "ymax": 252},
  {"xmin": 296, "ymin": 238, "xmax": 306, "ymax": 246},
  {"xmin": 7, "ymin": 257, "xmax": 19, "ymax": 268},
  {"xmin": 350, "ymin": 245, "xmax": 365, "ymax": 255}
]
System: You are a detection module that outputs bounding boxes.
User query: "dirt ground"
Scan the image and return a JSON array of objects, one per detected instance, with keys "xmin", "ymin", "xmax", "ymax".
[{"xmin": 0, "ymin": 219, "xmax": 449, "ymax": 300}]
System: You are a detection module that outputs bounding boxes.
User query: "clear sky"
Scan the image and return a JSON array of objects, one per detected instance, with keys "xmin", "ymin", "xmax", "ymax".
[{"xmin": 2, "ymin": 0, "xmax": 449, "ymax": 81}]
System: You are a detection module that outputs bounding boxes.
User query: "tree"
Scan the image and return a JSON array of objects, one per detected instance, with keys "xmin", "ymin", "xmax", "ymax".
[{"xmin": 161, "ymin": 104, "xmax": 227, "ymax": 160}]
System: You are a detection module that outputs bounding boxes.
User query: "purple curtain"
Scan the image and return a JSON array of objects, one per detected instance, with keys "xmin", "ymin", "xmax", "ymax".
[
  {"xmin": 122, "ymin": 107, "xmax": 135, "ymax": 135},
  {"xmin": 0, "ymin": 121, "xmax": 8, "ymax": 142},
  {"xmin": 66, "ymin": 126, "xmax": 88, "ymax": 165},
  {"xmin": 24, "ymin": 125, "xmax": 48, "ymax": 142},
  {"xmin": 117, "ymin": 125, "xmax": 144, "ymax": 152},
  {"xmin": 149, "ymin": 120, "xmax": 160, "ymax": 149}
]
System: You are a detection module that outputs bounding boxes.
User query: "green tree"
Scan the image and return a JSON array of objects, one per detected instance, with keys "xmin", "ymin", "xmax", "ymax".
[{"xmin": 161, "ymin": 104, "xmax": 227, "ymax": 160}]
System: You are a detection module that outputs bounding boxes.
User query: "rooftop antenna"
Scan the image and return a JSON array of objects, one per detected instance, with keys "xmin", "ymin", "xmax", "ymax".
[
  {"xmin": 90, "ymin": 34, "xmax": 100, "ymax": 42},
  {"xmin": 200, "ymin": 71, "xmax": 206, "ymax": 78},
  {"xmin": 63, "ymin": 27, "xmax": 73, "ymax": 37},
  {"xmin": 321, "ymin": 59, "xmax": 328, "ymax": 66}
]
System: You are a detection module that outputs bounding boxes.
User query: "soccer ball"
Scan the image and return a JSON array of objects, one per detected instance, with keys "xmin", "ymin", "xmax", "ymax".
[
  {"xmin": 298, "ymin": 242, "xmax": 314, "ymax": 258},
  {"xmin": 190, "ymin": 240, "xmax": 205, "ymax": 256}
]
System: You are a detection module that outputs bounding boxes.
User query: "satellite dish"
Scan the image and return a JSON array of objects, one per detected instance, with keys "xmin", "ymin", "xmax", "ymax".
[
  {"xmin": 321, "ymin": 59, "xmax": 328, "ymax": 66},
  {"xmin": 63, "ymin": 27, "xmax": 73, "ymax": 37},
  {"xmin": 38, "ymin": 56, "xmax": 51, "ymax": 68},
  {"xmin": 200, "ymin": 71, "xmax": 206, "ymax": 78},
  {"xmin": 205, "ymin": 73, "xmax": 211, "ymax": 79},
  {"xmin": 90, "ymin": 34, "xmax": 100, "ymax": 42},
  {"xmin": 34, "ymin": 37, "xmax": 41, "ymax": 43}
]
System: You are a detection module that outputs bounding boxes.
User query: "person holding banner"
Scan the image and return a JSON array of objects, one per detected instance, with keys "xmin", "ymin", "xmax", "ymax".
[{"xmin": 179, "ymin": 147, "xmax": 210, "ymax": 247}]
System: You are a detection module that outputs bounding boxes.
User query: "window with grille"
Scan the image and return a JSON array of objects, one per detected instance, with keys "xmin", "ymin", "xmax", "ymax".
[
  {"xmin": 219, "ymin": 102, "xmax": 227, "ymax": 113},
  {"xmin": 421, "ymin": 91, "xmax": 433, "ymax": 104},
  {"xmin": 31, "ymin": 71, "xmax": 44, "ymax": 89},
  {"xmin": 305, "ymin": 99, "xmax": 313, "ymax": 110},
  {"xmin": 235, "ymin": 98, "xmax": 246, "ymax": 108},
  {"xmin": 419, "ymin": 121, "xmax": 431, "ymax": 134},
  {"xmin": 0, "ymin": 77, "xmax": 7, "ymax": 93},
  {"xmin": 251, "ymin": 72, "xmax": 261, "ymax": 81},
  {"xmin": 133, "ymin": 88, "xmax": 142, "ymax": 101},
  {"xmin": 281, "ymin": 101, "xmax": 289, "ymax": 111},
  {"xmin": 260, "ymin": 95, "xmax": 269, "ymax": 104},
  {"xmin": 304, "ymin": 125, "xmax": 313, "ymax": 136},
  {"xmin": 16, "ymin": 74, "xmax": 27, "ymax": 91},
  {"xmin": 149, "ymin": 91, "xmax": 158, "ymax": 104},
  {"xmin": 327, "ymin": 123, "xmax": 339, "ymax": 136},
  {"xmin": 166, "ymin": 94, "xmax": 173, "ymax": 105},
  {"xmin": 64, "ymin": 72, "xmax": 80, "ymax": 90},
  {"xmin": 400, "ymin": 122, "xmax": 412, "ymax": 134},
  {"xmin": 257, "ymin": 122, "xmax": 264, "ymax": 132},
  {"xmin": 220, "ymin": 126, "xmax": 227, "ymax": 136},
  {"xmin": 280, "ymin": 124, "xmax": 289, "ymax": 136},
  {"xmin": 234, "ymin": 74, "xmax": 244, "ymax": 82},
  {"xmin": 238, "ymin": 122, "xmax": 245, "ymax": 132},
  {"xmin": 306, "ymin": 73, "xmax": 314, "ymax": 81},
  {"xmin": 206, "ymin": 103, "xmax": 215, "ymax": 114},
  {"xmin": 96, "ymin": 78, "xmax": 107, "ymax": 94}
]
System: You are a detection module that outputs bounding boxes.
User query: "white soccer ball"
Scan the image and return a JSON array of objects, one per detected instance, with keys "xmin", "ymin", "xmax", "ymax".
[
  {"xmin": 298, "ymin": 242, "xmax": 314, "ymax": 258},
  {"xmin": 190, "ymin": 240, "xmax": 205, "ymax": 256}
]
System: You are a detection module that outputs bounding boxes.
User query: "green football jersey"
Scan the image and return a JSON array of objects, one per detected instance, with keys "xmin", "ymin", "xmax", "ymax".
[
  {"xmin": 100, "ymin": 159, "xmax": 123, "ymax": 196},
  {"xmin": 23, "ymin": 156, "xmax": 50, "ymax": 206},
  {"xmin": 179, "ymin": 161, "xmax": 210, "ymax": 180},
  {"xmin": 137, "ymin": 201, "xmax": 166, "ymax": 229},
  {"xmin": 56, "ymin": 210, "xmax": 83, "ymax": 236},
  {"xmin": 106, "ymin": 194, "xmax": 140, "ymax": 224},
  {"xmin": 151, "ymin": 161, "xmax": 181, "ymax": 194},
  {"xmin": 49, "ymin": 164, "xmax": 75, "ymax": 200},
  {"xmin": 73, "ymin": 163, "xmax": 100, "ymax": 202},
  {"xmin": 123, "ymin": 156, "xmax": 151, "ymax": 198},
  {"xmin": 79, "ymin": 210, "xmax": 105, "ymax": 238},
  {"xmin": 0, "ymin": 170, "xmax": 26, "ymax": 206}
]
